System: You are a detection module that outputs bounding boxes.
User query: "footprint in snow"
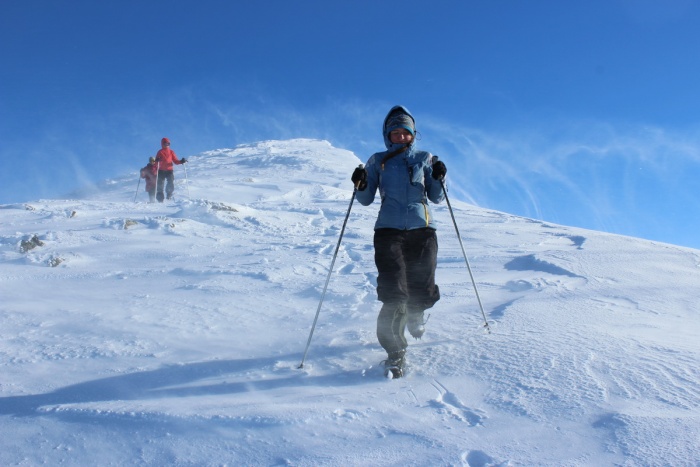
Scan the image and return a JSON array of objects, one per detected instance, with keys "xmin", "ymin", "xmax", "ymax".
[
  {"xmin": 345, "ymin": 249, "xmax": 363, "ymax": 262},
  {"xmin": 429, "ymin": 380, "xmax": 486, "ymax": 426},
  {"xmin": 462, "ymin": 449, "xmax": 510, "ymax": 467}
]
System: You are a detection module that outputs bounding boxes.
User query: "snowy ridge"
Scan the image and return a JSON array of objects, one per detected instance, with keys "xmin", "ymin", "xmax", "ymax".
[{"xmin": 1, "ymin": 139, "xmax": 698, "ymax": 465}]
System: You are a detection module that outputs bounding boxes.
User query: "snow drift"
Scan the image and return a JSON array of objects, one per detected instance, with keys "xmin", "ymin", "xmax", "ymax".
[{"xmin": 0, "ymin": 139, "xmax": 698, "ymax": 466}]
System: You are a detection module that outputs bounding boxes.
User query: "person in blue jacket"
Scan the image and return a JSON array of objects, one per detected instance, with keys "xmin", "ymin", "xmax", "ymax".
[{"xmin": 351, "ymin": 105, "xmax": 447, "ymax": 377}]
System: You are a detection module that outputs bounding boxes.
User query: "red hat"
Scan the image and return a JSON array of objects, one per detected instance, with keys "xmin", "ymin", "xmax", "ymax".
[{"xmin": 161, "ymin": 137, "xmax": 170, "ymax": 145}]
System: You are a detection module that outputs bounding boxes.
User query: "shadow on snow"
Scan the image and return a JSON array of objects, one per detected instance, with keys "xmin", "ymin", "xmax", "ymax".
[{"xmin": 0, "ymin": 351, "xmax": 372, "ymax": 418}]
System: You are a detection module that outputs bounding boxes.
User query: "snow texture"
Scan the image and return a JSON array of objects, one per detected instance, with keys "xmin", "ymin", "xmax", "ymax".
[{"xmin": 1, "ymin": 139, "xmax": 698, "ymax": 466}]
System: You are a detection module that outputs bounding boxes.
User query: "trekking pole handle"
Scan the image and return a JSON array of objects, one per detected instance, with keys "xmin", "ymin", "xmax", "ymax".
[
  {"xmin": 355, "ymin": 164, "xmax": 364, "ymax": 189},
  {"xmin": 432, "ymin": 155, "xmax": 446, "ymax": 181},
  {"xmin": 353, "ymin": 164, "xmax": 364, "ymax": 190}
]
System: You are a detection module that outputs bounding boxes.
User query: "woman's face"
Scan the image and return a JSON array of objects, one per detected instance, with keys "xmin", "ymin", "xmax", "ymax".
[{"xmin": 389, "ymin": 128, "xmax": 413, "ymax": 144}]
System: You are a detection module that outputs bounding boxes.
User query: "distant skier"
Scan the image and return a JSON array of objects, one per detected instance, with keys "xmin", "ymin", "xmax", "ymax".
[
  {"xmin": 351, "ymin": 105, "xmax": 447, "ymax": 378},
  {"xmin": 155, "ymin": 137, "xmax": 187, "ymax": 202},
  {"xmin": 140, "ymin": 157, "xmax": 158, "ymax": 203}
]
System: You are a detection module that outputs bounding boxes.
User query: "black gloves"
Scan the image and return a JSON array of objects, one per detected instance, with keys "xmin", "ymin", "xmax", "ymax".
[
  {"xmin": 180, "ymin": 158, "xmax": 188, "ymax": 164},
  {"xmin": 351, "ymin": 159, "xmax": 442, "ymax": 189},
  {"xmin": 432, "ymin": 159, "xmax": 446, "ymax": 180},
  {"xmin": 351, "ymin": 166, "xmax": 368, "ymax": 191}
]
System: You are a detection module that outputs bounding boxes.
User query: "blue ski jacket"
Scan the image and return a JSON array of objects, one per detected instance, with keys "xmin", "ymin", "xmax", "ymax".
[{"xmin": 356, "ymin": 106, "xmax": 446, "ymax": 230}]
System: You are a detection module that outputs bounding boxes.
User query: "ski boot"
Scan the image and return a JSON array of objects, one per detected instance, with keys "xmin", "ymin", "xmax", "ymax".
[{"xmin": 383, "ymin": 350, "xmax": 406, "ymax": 379}]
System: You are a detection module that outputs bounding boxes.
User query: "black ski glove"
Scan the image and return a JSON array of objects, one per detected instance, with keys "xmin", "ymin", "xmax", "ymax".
[
  {"xmin": 180, "ymin": 158, "xmax": 188, "ymax": 164},
  {"xmin": 351, "ymin": 166, "xmax": 368, "ymax": 191},
  {"xmin": 432, "ymin": 159, "xmax": 447, "ymax": 180}
]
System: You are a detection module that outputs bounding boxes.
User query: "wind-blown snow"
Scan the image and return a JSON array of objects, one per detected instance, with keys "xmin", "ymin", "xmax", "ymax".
[{"xmin": 1, "ymin": 138, "xmax": 698, "ymax": 466}]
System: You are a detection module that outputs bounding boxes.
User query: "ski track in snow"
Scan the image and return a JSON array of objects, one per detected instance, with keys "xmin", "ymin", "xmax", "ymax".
[{"xmin": 1, "ymin": 139, "xmax": 699, "ymax": 466}]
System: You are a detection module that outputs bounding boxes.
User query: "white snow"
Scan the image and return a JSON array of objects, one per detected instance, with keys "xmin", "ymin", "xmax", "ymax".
[{"xmin": 1, "ymin": 138, "xmax": 698, "ymax": 466}]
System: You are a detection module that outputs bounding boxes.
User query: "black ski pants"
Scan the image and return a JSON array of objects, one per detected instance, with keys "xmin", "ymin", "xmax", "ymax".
[
  {"xmin": 374, "ymin": 227, "xmax": 440, "ymax": 309},
  {"xmin": 374, "ymin": 228, "xmax": 440, "ymax": 354},
  {"xmin": 156, "ymin": 170, "xmax": 175, "ymax": 202}
]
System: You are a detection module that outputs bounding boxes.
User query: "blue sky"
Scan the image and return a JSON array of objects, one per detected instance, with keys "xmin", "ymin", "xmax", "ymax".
[{"xmin": 2, "ymin": 1, "xmax": 700, "ymax": 249}]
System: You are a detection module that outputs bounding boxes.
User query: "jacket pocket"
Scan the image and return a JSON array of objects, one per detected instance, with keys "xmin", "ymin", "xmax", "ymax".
[{"xmin": 409, "ymin": 163, "xmax": 425, "ymax": 187}]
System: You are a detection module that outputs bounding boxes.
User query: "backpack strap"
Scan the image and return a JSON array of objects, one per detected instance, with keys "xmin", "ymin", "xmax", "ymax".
[{"xmin": 380, "ymin": 144, "xmax": 409, "ymax": 170}]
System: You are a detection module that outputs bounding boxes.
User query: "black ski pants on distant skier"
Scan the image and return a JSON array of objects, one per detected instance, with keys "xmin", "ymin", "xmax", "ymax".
[
  {"xmin": 156, "ymin": 170, "xmax": 175, "ymax": 202},
  {"xmin": 374, "ymin": 227, "xmax": 440, "ymax": 354}
]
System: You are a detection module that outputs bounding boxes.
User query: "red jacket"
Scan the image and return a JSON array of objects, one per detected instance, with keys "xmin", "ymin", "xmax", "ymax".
[
  {"xmin": 155, "ymin": 148, "xmax": 182, "ymax": 171},
  {"xmin": 140, "ymin": 163, "xmax": 158, "ymax": 191}
]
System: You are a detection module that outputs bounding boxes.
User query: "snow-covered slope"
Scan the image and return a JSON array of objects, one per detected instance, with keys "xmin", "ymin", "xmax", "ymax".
[{"xmin": 1, "ymin": 139, "xmax": 698, "ymax": 466}]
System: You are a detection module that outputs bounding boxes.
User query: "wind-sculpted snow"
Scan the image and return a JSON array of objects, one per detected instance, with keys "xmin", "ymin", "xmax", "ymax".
[
  {"xmin": 0, "ymin": 139, "xmax": 698, "ymax": 465},
  {"xmin": 504, "ymin": 254, "xmax": 582, "ymax": 278}
]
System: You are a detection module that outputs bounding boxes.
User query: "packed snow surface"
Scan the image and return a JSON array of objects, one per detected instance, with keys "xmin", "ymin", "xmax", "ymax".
[{"xmin": 1, "ymin": 139, "xmax": 698, "ymax": 466}]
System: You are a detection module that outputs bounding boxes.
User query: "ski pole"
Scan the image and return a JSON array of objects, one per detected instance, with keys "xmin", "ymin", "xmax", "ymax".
[
  {"xmin": 155, "ymin": 161, "xmax": 160, "ymax": 202},
  {"xmin": 435, "ymin": 157, "xmax": 491, "ymax": 333},
  {"xmin": 133, "ymin": 176, "xmax": 141, "ymax": 203},
  {"xmin": 182, "ymin": 160, "xmax": 191, "ymax": 199},
  {"xmin": 298, "ymin": 165, "xmax": 363, "ymax": 369}
]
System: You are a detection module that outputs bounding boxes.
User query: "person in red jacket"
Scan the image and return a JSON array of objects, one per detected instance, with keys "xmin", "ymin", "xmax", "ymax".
[
  {"xmin": 140, "ymin": 157, "xmax": 158, "ymax": 203},
  {"xmin": 154, "ymin": 137, "xmax": 187, "ymax": 202}
]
